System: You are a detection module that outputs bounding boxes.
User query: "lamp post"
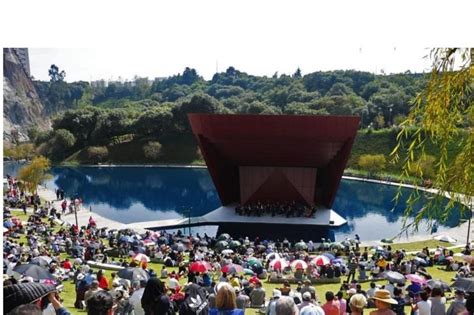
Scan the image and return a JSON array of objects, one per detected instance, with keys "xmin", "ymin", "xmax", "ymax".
[
  {"xmin": 182, "ymin": 207, "xmax": 192, "ymax": 235},
  {"xmin": 467, "ymin": 199, "xmax": 473, "ymax": 249},
  {"xmin": 73, "ymin": 198, "xmax": 79, "ymax": 228}
]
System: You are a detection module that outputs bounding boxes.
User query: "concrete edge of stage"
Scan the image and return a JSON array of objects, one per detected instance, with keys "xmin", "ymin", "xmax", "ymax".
[{"xmin": 132, "ymin": 205, "xmax": 347, "ymax": 231}]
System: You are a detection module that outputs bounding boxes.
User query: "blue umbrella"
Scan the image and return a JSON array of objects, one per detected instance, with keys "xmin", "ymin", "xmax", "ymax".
[
  {"xmin": 333, "ymin": 258, "xmax": 344, "ymax": 265},
  {"xmin": 322, "ymin": 252, "xmax": 335, "ymax": 261},
  {"xmin": 120, "ymin": 235, "xmax": 133, "ymax": 243}
]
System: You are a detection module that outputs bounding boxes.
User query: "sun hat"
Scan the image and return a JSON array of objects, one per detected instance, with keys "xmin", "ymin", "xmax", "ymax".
[
  {"xmin": 373, "ymin": 289, "xmax": 398, "ymax": 304},
  {"xmin": 347, "ymin": 288, "xmax": 357, "ymax": 295},
  {"xmin": 350, "ymin": 294, "xmax": 367, "ymax": 309}
]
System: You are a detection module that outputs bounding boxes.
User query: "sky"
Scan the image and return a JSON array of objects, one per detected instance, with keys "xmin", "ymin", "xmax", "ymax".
[
  {"xmin": 29, "ymin": 47, "xmax": 433, "ymax": 83},
  {"xmin": 2, "ymin": 0, "xmax": 473, "ymax": 83}
]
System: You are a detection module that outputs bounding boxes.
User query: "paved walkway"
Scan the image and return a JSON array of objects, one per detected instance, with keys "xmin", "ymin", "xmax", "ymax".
[
  {"xmin": 36, "ymin": 186, "xmax": 147, "ymax": 233},
  {"xmin": 35, "ymin": 180, "xmax": 473, "ymax": 246}
]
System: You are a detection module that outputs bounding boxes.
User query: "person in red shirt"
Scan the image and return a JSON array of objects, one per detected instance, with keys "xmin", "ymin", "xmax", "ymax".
[
  {"xmin": 249, "ymin": 275, "xmax": 261, "ymax": 285},
  {"xmin": 62, "ymin": 258, "xmax": 72, "ymax": 270},
  {"xmin": 322, "ymin": 291, "xmax": 341, "ymax": 315},
  {"xmin": 97, "ymin": 269, "xmax": 109, "ymax": 290}
]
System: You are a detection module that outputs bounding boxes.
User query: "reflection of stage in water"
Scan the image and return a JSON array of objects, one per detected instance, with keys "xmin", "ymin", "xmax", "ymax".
[{"xmin": 134, "ymin": 205, "xmax": 346, "ymax": 242}]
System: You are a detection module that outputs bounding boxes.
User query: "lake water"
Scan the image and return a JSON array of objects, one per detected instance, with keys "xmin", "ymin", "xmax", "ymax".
[{"xmin": 3, "ymin": 163, "xmax": 467, "ymax": 241}]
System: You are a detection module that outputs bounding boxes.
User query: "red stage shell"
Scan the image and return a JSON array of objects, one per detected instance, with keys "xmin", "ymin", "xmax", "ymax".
[{"xmin": 188, "ymin": 114, "xmax": 359, "ymax": 208}]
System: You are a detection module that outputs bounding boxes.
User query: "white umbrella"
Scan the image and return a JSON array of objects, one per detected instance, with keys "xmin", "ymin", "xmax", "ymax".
[
  {"xmin": 221, "ymin": 249, "xmax": 234, "ymax": 255},
  {"xmin": 132, "ymin": 253, "xmax": 150, "ymax": 262},
  {"xmin": 434, "ymin": 235, "xmax": 457, "ymax": 243},
  {"xmin": 266, "ymin": 252, "xmax": 281, "ymax": 261}
]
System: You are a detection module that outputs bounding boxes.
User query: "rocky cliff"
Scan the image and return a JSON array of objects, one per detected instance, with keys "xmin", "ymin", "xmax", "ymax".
[{"xmin": 3, "ymin": 48, "xmax": 50, "ymax": 143}]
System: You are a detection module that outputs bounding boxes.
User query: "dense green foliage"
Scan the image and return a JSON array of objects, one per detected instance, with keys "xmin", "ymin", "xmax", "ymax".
[{"xmin": 32, "ymin": 67, "xmax": 435, "ymax": 163}]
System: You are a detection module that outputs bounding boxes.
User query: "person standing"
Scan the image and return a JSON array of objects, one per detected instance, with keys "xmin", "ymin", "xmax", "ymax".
[
  {"xmin": 446, "ymin": 290, "xmax": 466, "ymax": 315},
  {"xmin": 347, "ymin": 259, "xmax": 358, "ymax": 283},
  {"xmin": 141, "ymin": 278, "xmax": 172, "ymax": 315},
  {"xmin": 130, "ymin": 281, "xmax": 146, "ymax": 315},
  {"xmin": 412, "ymin": 292, "xmax": 431, "ymax": 315},
  {"xmin": 430, "ymin": 288, "xmax": 446, "ymax": 315},
  {"xmin": 350, "ymin": 294, "xmax": 367, "ymax": 315},
  {"xmin": 322, "ymin": 291, "xmax": 341, "ymax": 315}
]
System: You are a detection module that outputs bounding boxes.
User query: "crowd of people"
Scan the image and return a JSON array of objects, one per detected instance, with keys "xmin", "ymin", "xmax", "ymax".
[
  {"xmin": 3, "ymin": 174, "xmax": 474, "ymax": 315},
  {"xmin": 235, "ymin": 201, "xmax": 317, "ymax": 218}
]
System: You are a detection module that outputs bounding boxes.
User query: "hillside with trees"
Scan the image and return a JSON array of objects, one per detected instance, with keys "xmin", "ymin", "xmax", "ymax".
[{"xmin": 14, "ymin": 66, "xmax": 464, "ymax": 178}]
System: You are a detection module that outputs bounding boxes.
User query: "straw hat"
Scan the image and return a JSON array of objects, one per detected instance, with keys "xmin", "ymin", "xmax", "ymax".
[
  {"xmin": 350, "ymin": 294, "xmax": 367, "ymax": 309},
  {"xmin": 373, "ymin": 290, "xmax": 398, "ymax": 304}
]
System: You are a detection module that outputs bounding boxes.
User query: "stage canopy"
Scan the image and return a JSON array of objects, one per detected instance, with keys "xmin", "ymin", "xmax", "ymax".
[{"xmin": 189, "ymin": 114, "xmax": 359, "ymax": 208}]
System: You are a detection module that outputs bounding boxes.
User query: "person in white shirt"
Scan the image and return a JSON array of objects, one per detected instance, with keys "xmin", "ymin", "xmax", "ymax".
[
  {"xmin": 367, "ymin": 282, "xmax": 379, "ymax": 308},
  {"xmin": 385, "ymin": 282, "xmax": 395, "ymax": 297},
  {"xmin": 299, "ymin": 292, "xmax": 324, "ymax": 315},
  {"xmin": 413, "ymin": 291, "xmax": 431, "ymax": 315}
]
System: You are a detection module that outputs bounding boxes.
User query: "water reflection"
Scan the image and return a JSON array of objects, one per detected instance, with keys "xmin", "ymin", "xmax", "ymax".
[{"xmin": 3, "ymin": 163, "xmax": 467, "ymax": 241}]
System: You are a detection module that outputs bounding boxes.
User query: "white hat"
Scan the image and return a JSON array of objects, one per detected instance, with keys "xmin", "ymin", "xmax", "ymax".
[
  {"xmin": 273, "ymin": 289, "xmax": 282, "ymax": 297},
  {"xmin": 303, "ymin": 291, "xmax": 312, "ymax": 300},
  {"xmin": 347, "ymin": 288, "xmax": 357, "ymax": 295}
]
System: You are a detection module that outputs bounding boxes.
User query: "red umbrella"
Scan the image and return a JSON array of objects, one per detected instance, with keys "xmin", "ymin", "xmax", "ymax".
[
  {"xmin": 290, "ymin": 259, "xmax": 308, "ymax": 270},
  {"xmin": 311, "ymin": 255, "xmax": 331, "ymax": 266},
  {"xmin": 221, "ymin": 263, "xmax": 244, "ymax": 274},
  {"xmin": 269, "ymin": 258, "xmax": 289, "ymax": 271},
  {"xmin": 189, "ymin": 261, "xmax": 211, "ymax": 273}
]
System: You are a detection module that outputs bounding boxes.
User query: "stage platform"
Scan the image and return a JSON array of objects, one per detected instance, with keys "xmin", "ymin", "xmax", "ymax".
[{"xmin": 132, "ymin": 205, "xmax": 347, "ymax": 231}]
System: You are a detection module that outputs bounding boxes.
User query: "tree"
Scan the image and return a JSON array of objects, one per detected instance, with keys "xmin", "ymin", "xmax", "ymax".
[
  {"xmin": 293, "ymin": 67, "xmax": 302, "ymax": 78},
  {"xmin": 392, "ymin": 48, "xmax": 473, "ymax": 232},
  {"xmin": 18, "ymin": 156, "xmax": 51, "ymax": 194},
  {"xmin": 48, "ymin": 64, "xmax": 66, "ymax": 82},
  {"xmin": 358, "ymin": 154, "xmax": 386, "ymax": 177},
  {"xmin": 53, "ymin": 107, "xmax": 103, "ymax": 146},
  {"xmin": 134, "ymin": 107, "xmax": 173, "ymax": 136},
  {"xmin": 180, "ymin": 67, "xmax": 200, "ymax": 85},
  {"xmin": 47, "ymin": 129, "xmax": 76, "ymax": 160},
  {"xmin": 172, "ymin": 94, "xmax": 225, "ymax": 132}
]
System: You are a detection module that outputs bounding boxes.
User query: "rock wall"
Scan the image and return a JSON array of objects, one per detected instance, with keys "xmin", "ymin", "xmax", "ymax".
[{"xmin": 3, "ymin": 48, "xmax": 50, "ymax": 143}]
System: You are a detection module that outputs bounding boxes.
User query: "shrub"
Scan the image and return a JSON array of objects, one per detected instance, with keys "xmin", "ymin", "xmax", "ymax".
[
  {"xmin": 358, "ymin": 154, "xmax": 386, "ymax": 176},
  {"xmin": 408, "ymin": 154, "xmax": 436, "ymax": 180},
  {"xmin": 143, "ymin": 141, "xmax": 162, "ymax": 160},
  {"xmin": 86, "ymin": 146, "xmax": 109, "ymax": 163}
]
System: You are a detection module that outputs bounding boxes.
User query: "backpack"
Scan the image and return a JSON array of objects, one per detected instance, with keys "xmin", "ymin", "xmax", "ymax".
[{"xmin": 179, "ymin": 284, "xmax": 209, "ymax": 315}]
